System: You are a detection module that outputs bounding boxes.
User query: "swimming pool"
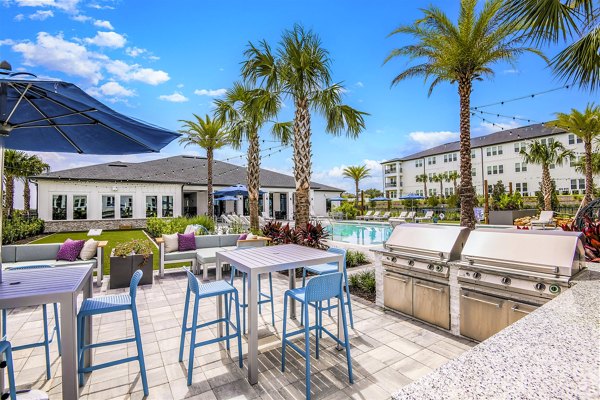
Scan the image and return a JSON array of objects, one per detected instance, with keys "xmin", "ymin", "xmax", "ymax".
[{"xmin": 326, "ymin": 222, "xmax": 393, "ymax": 245}]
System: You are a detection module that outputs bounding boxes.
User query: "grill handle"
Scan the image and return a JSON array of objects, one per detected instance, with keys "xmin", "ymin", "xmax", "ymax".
[
  {"xmin": 511, "ymin": 305, "xmax": 531, "ymax": 315},
  {"xmin": 414, "ymin": 282, "xmax": 443, "ymax": 292},
  {"xmin": 384, "ymin": 274, "xmax": 408, "ymax": 284},
  {"xmin": 461, "ymin": 294, "xmax": 502, "ymax": 308}
]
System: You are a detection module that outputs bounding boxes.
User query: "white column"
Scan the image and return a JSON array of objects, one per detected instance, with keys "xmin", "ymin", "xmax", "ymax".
[
  {"xmin": 287, "ymin": 192, "xmax": 294, "ymax": 220},
  {"xmin": 236, "ymin": 195, "xmax": 243, "ymax": 215},
  {"xmin": 262, "ymin": 193, "xmax": 270, "ymax": 217},
  {"xmin": 309, "ymin": 189, "xmax": 315, "ymax": 217}
]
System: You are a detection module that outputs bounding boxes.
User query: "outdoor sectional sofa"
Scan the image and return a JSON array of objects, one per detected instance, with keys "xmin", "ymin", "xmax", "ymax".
[
  {"xmin": 1, "ymin": 241, "xmax": 107, "ymax": 286},
  {"xmin": 156, "ymin": 234, "xmax": 269, "ymax": 279}
]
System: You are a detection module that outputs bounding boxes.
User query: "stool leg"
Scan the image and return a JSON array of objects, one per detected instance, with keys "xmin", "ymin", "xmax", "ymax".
[
  {"xmin": 187, "ymin": 297, "xmax": 199, "ymax": 386},
  {"xmin": 281, "ymin": 294, "xmax": 288, "ymax": 373},
  {"xmin": 344, "ymin": 272, "xmax": 354, "ymax": 329},
  {"xmin": 228, "ymin": 267, "xmax": 236, "ymax": 326},
  {"xmin": 242, "ymin": 272, "xmax": 247, "ymax": 334},
  {"xmin": 340, "ymin": 295, "xmax": 353, "ymax": 384},
  {"xmin": 53, "ymin": 303, "xmax": 62, "ymax": 355},
  {"xmin": 300, "ymin": 269, "xmax": 307, "ymax": 326},
  {"xmin": 268, "ymin": 273, "xmax": 275, "ymax": 326},
  {"xmin": 234, "ymin": 290, "xmax": 243, "ymax": 368},
  {"xmin": 224, "ymin": 293, "xmax": 231, "ymax": 351},
  {"xmin": 77, "ymin": 315, "xmax": 84, "ymax": 387},
  {"xmin": 132, "ymin": 305, "xmax": 148, "ymax": 396},
  {"xmin": 315, "ymin": 301, "xmax": 320, "ymax": 360},
  {"xmin": 304, "ymin": 302, "xmax": 311, "ymax": 400},
  {"xmin": 179, "ymin": 286, "xmax": 191, "ymax": 363},
  {"xmin": 328, "ymin": 298, "xmax": 332, "ymax": 317},
  {"xmin": 4, "ymin": 344, "xmax": 17, "ymax": 400},
  {"xmin": 42, "ymin": 304, "xmax": 51, "ymax": 380}
]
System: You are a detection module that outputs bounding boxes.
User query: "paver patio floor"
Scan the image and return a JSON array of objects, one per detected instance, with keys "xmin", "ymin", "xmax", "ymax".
[{"xmin": 4, "ymin": 269, "xmax": 475, "ymax": 399}]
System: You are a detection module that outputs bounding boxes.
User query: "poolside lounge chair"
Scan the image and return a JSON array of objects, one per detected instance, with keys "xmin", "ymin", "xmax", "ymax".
[
  {"xmin": 388, "ymin": 211, "xmax": 409, "ymax": 227},
  {"xmin": 415, "ymin": 210, "xmax": 434, "ymax": 222},
  {"xmin": 530, "ymin": 211, "xmax": 555, "ymax": 229},
  {"xmin": 373, "ymin": 211, "xmax": 391, "ymax": 221},
  {"xmin": 356, "ymin": 210, "xmax": 373, "ymax": 220},
  {"xmin": 262, "ymin": 211, "xmax": 274, "ymax": 222},
  {"xmin": 366, "ymin": 211, "xmax": 381, "ymax": 221}
]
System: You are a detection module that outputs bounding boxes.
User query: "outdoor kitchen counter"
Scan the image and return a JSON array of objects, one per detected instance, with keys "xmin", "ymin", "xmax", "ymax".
[{"xmin": 392, "ymin": 264, "xmax": 600, "ymax": 400}]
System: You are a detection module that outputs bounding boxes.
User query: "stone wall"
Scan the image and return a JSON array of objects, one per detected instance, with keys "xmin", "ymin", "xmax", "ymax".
[{"xmin": 44, "ymin": 219, "xmax": 147, "ymax": 233}]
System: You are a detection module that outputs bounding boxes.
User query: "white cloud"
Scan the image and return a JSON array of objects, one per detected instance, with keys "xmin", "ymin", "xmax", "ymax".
[
  {"xmin": 88, "ymin": 81, "xmax": 135, "ymax": 98},
  {"xmin": 70, "ymin": 14, "xmax": 89, "ymax": 22},
  {"xmin": 194, "ymin": 88, "xmax": 226, "ymax": 97},
  {"xmin": 355, "ymin": 81, "xmax": 364, "ymax": 88},
  {"xmin": 312, "ymin": 159, "xmax": 384, "ymax": 192},
  {"xmin": 93, "ymin": 19, "xmax": 113, "ymax": 30},
  {"xmin": 409, "ymin": 131, "xmax": 459, "ymax": 149},
  {"xmin": 503, "ymin": 69, "xmax": 519, "ymax": 75},
  {"xmin": 85, "ymin": 31, "xmax": 126, "ymax": 48},
  {"xmin": 105, "ymin": 59, "xmax": 169, "ymax": 85},
  {"xmin": 125, "ymin": 46, "xmax": 145, "ymax": 57},
  {"xmin": 176, "ymin": 83, "xmax": 184, "ymax": 88},
  {"xmin": 15, "ymin": 0, "xmax": 80, "ymax": 12},
  {"xmin": 0, "ymin": 39, "xmax": 16, "ymax": 46},
  {"xmin": 88, "ymin": 3, "xmax": 114, "ymax": 9},
  {"xmin": 14, "ymin": 13, "xmax": 24, "ymax": 21},
  {"xmin": 159, "ymin": 92, "xmax": 188, "ymax": 103},
  {"xmin": 477, "ymin": 120, "xmax": 521, "ymax": 134},
  {"xmin": 29, "ymin": 9, "xmax": 53, "ymax": 19}
]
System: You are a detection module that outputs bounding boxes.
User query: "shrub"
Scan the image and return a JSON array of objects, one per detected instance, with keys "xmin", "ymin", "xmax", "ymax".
[
  {"xmin": 492, "ymin": 192, "xmax": 523, "ymax": 211},
  {"xmin": 425, "ymin": 196, "xmax": 440, "ymax": 207},
  {"xmin": 346, "ymin": 250, "xmax": 369, "ymax": 268},
  {"xmin": 113, "ymin": 238, "xmax": 153, "ymax": 257},
  {"xmin": 334, "ymin": 202, "xmax": 357, "ymax": 219},
  {"xmin": 562, "ymin": 216, "xmax": 600, "ymax": 262},
  {"xmin": 349, "ymin": 270, "xmax": 376, "ymax": 294},
  {"xmin": 146, "ymin": 216, "xmax": 215, "ymax": 237},
  {"xmin": 2, "ymin": 215, "xmax": 44, "ymax": 244},
  {"xmin": 261, "ymin": 221, "xmax": 329, "ymax": 249}
]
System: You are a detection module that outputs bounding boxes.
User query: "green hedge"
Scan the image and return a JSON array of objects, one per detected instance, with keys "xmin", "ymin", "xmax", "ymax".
[
  {"xmin": 146, "ymin": 216, "xmax": 215, "ymax": 238},
  {"xmin": 2, "ymin": 216, "xmax": 45, "ymax": 244}
]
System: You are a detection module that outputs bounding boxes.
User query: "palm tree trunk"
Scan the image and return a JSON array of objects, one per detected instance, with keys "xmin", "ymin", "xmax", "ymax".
[
  {"xmin": 23, "ymin": 179, "xmax": 30, "ymax": 213},
  {"xmin": 584, "ymin": 139, "xmax": 594, "ymax": 205},
  {"xmin": 453, "ymin": 179, "xmax": 458, "ymax": 194},
  {"xmin": 424, "ymin": 180, "xmax": 428, "ymax": 197},
  {"xmin": 207, "ymin": 147, "xmax": 214, "ymax": 219},
  {"xmin": 4, "ymin": 176, "xmax": 14, "ymax": 217},
  {"xmin": 458, "ymin": 79, "xmax": 476, "ymax": 229},
  {"xmin": 293, "ymin": 98, "xmax": 312, "ymax": 227},
  {"xmin": 439, "ymin": 181, "xmax": 443, "ymax": 198},
  {"xmin": 355, "ymin": 181, "xmax": 359, "ymax": 208},
  {"xmin": 541, "ymin": 165, "xmax": 553, "ymax": 211},
  {"xmin": 247, "ymin": 131, "xmax": 261, "ymax": 232}
]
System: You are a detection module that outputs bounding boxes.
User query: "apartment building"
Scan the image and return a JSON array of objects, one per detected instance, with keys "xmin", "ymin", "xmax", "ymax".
[{"xmin": 382, "ymin": 124, "xmax": 598, "ymax": 198}]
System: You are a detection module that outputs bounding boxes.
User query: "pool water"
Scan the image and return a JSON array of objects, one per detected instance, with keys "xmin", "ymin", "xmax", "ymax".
[{"xmin": 326, "ymin": 222, "xmax": 393, "ymax": 245}]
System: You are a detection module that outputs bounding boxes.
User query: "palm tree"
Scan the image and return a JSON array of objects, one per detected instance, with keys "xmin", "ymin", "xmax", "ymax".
[
  {"xmin": 385, "ymin": 0, "xmax": 544, "ymax": 229},
  {"xmin": 430, "ymin": 173, "xmax": 445, "ymax": 198},
  {"xmin": 21, "ymin": 155, "xmax": 50, "ymax": 214},
  {"xmin": 415, "ymin": 173, "xmax": 428, "ymax": 197},
  {"xmin": 446, "ymin": 171, "xmax": 461, "ymax": 195},
  {"xmin": 3, "ymin": 149, "xmax": 28, "ymax": 216},
  {"xmin": 573, "ymin": 152, "xmax": 600, "ymax": 176},
  {"xmin": 555, "ymin": 103, "xmax": 600, "ymax": 205},
  {"xmin": 342, "ymin": 165, "xmax": 371, "ymax": 207},
  {"xmin": 501, "ymin": 0, "xmax": 599, "ymax": 91},
  {"xmin": 214, "ymin": 83, "xmax": 292, "ymax": 231},
  {"xmin": 178, "ymin": 114, "xmax": 231, "ymax": 219},
  {"xmin": 241, "ymin": 24, "xmax": 367, "ymax": 227},
  {"xmin": 521, "ymin": 140, "xmax": 574, "ymax": 211}
]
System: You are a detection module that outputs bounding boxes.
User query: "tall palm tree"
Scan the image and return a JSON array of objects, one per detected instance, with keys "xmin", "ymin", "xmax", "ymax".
[
  {"xmin": 501, "ymin": 0, "xmax": 599, "ymax": 91},
  {"xmin": 241, "ymin": 24, "xmax": 367, "ymax": 227},
  {"xmin": 342, "ymin": 165, "xmax": 371, "ymax": 207},
  {"xmin": 385, "ymin": 0, "xmax": 544, "ymax": 228},
  {"xmin": 555, "ymin": 103, "xmax": 600, "ymax": 205},
  {"xmin": 431, "ymin": 173, "xmax": 445, "ymax": 198},
  {"xmin": 415, "ymin": 173, "xmax": 428, "ymax": 197},
  {"xmin": 446, "ymin": 171, "xmax": 461, "ymax": 195},
  {"xmin": 3, "ymin": 149, "xmax": 28, "ymax": 216},
  {"xmin": 573, "ymin": 152, "xmax": 600, "ymax": 176},
  {"xmin": 214, "ymin": 82, "xmax": 292, "ymax": 231},
  {"xmin": 178, "ymin": 114, "xmax": 231, "ymax": 219},
  {"xmin": 521, "ymin": 140, "xmax": 574, "ymax": 211},
  {"xmin": 21, "ymin": 154, "xmax": 50, "ymax": 214}
]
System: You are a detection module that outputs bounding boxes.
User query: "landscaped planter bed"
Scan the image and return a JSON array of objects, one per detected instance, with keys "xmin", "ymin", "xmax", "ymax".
[{"xmin": 110, "ymin": 252, "xmax": 153, "ymax": 289}]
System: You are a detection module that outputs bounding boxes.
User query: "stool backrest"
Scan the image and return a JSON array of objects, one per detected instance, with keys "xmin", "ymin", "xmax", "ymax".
[
  {"xmin": 326, "ymin": 247, "xmax": 347, "ymax": 269},
  {"xmin": 129, "ymin": 269, "xmax": 144, "ymax": 299},
  {"xmin": 305, "ymin": 272, "xmax": 343, "ymax": 303},
  {"xmin": 0, "ymin": 340, "xmax": 16, "ymax": 400},
  {"xmin": 185, "ymin": 268, "xmax": 200, "ymax": 296}
]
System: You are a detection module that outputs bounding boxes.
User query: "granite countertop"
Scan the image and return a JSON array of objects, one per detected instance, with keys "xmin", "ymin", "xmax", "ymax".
[{"xmin": 393, "ymin": 264, "xmax": 600, "ymax": 400}]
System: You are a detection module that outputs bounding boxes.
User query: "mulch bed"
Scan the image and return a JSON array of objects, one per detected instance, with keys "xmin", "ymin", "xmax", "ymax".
[
  {"xmin": 13, "ymin": 233, "xmax": 50, "ymax": 245},
  {"xmin": 349, "ymin": 286, "xmax": 376, "ymax": 302}
]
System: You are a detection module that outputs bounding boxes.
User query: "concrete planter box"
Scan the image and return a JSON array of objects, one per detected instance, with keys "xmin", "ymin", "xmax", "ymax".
[
  {"xmin": 110, "ymin": 252, "xmax": 153, "ymax": 289},
  {"xmin": 488, "ymin": 209, "xmax": 538, "ymax": 225}
]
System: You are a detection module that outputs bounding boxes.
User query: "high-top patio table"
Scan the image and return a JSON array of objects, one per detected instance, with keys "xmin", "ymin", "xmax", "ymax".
[
  {"xmin": 0, "ymin": 265, "xmax": 94, "ymax": 399},
  {"xmin": 215, "ymin": 244, "xmax": 345, "ymax": 385}
]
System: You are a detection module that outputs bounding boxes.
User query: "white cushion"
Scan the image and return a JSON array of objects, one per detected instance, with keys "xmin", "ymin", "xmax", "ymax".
[
  {"xmin": 162, "ymin": 233, "xmax": 179, "ymax": 253},
  {"xmin": 79, "ymin": 239, "xmax": 98, "ymax": 261}
]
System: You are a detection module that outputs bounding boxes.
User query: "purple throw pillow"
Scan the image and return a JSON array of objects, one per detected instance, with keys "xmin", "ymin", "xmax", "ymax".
[
  {"xmin": 178, "ymin": 232, "xmax": 196, "ymax": 251},
  {"xmin": 56, "ymin": 239, "xmax": 86, "ymax": 262},
  {"xmin": 239, "ymin": 233, "xmax": 248, "ymax": 240}
]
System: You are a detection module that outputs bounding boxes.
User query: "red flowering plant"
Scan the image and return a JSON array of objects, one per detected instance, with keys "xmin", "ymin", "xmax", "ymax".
[{"xmin": 562, "ymin": 216, "xmax": 600, "ymax": 262}]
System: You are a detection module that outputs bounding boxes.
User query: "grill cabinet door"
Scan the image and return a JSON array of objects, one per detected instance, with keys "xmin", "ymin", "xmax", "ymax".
[
  {"xmin": 507, "ymin": 301, "xmax": 537, "ymax": 324},
  {"xmin": 413, "ymin": 279, "xmax": 450, "ymax": 329},
  {"xmin": 460, "ymin": 289, "xmax": 508, "ymax": 342},
  {"xmin": 383, "ymin": 272, "xmax": 413, "ymax": 315}
]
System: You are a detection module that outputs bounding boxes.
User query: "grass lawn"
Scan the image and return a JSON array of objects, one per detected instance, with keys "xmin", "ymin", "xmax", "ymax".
[{"xmin": 30, "ymin": 229, "xmax": 191, "ymax": 275}]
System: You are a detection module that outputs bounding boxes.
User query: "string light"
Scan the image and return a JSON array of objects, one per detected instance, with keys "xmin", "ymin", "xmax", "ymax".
[{"xmin": 471, "ymin": 85, "xmax": 570, "ymax": 110}]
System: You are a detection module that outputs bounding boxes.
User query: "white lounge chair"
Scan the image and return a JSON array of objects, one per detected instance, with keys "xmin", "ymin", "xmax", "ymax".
[
  {"xmin": 374, "ymin": 211, "xmax": 391, "ymax": 221},
  {"xmin": 415, "ymin": 210, "xmax": 434, "ymax": 222},
  {"xmin": 530, "ymin": 211, "xmax": 555, "ymax": 229},
  {"xmin": 262, "ymin": 211, "xmax": 274, "ymax": 222},
  {"xmin": 357, "ymin": 210, "xmax": 373, "ymax": 220},
  {"xmin": 366, "ymin": 211, "xmax": 381, "ymax": 221},
  {"xmin": 388, "ymin": 211, "xmax": 410, "ymax": 227}
]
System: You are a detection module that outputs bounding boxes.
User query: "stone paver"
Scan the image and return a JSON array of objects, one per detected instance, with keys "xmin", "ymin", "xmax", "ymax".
[{"xmin": 3, "ymin": 268, "xmax": 475, "ymax": 399}]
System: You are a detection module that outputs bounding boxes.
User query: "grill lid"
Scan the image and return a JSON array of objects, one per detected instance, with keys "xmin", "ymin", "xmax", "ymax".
[
  {"xmin": 384, "ymin": 224, "xmax": 471, "ymax": 262},
  {"xmin": 459, "ymin": 228, "xmax": 586, "ymax": 277}
]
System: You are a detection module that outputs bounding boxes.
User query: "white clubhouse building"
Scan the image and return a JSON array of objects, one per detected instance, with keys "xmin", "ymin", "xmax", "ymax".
[
  {"xmin": 382, "ymin": 123, "xmax": 599, "ymax": 198},
  {"xmin": 33, "ymin": 155, "xmax": 342, "ymax": 231}
]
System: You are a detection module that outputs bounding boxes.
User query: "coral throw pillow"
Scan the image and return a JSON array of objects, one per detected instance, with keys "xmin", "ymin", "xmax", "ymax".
[
  {"xmin": 178, "ymin": 232, "xmax": 196, "ymax": 252},
  {"xmin": 56, "ymin": 239, "xmax": 86, "ymax": 262}
]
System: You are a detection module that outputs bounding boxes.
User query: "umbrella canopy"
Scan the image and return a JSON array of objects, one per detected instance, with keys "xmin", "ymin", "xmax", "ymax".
[
  {"xmin": 213, "ymin": 184, "xmax": 264, "ymax": 197},
  {"xmin": 328, "ymin": 196, "xmax": 346, "ymax": 201},
  {"xmin": 399, "ymin": 193, "xmax": 425, "ymax": 200},
  {"xmin": 215, "ymin": 195, "xmax": 238, "ymax": 201},
  {"xmin": 0, "ymin": 69, "xmax": 180, "ymax": 282},
  {"xmin": 371, "ymin": 196, "xmax": 391, "ymax": 201}
]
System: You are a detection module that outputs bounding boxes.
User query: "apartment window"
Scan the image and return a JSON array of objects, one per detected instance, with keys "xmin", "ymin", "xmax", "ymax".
[
  {"xmin": 427, "ymin": 156, "xmax": 436, "ymax": 165},
  {"xmin": 522, "ymin": 162, "xmax": 527, "ymax": 172},
  {"xmin": 522, "ymin": 183, "xmax": 528, "ymax": 193},
  {"xmin": 146, "ymin": 196, "xmax": 157, "ymax": 217},
  {"xmin": 415, "ymin": 159, "xmax": 423, "ymax": 168},
  {"xmin": 579, "ymin": 179, "xmax": 585, "ymax": 189},
  {"xmin": 472, "ymin": 167, "xmax": 476, "ymax": 177},
  {"xmin": 471, "ymin": 150, "xmax": 476, "ymax": 159},
  {"xmin": 486, "ymin": 145, "xmax": 503, "ymax": 156},
  {"xmin": 493, "ymin": 165, "xmax": 498, "ymax": 174},
  {"xmin": 444, "ymin": 153, "xmax": 457, "ymax": 163},
  {"xmin": 514, "ymin": 142, "xmax": 526, "ymax": 153},
  {"xmin": 429, "ymin": 188, "xmax": 437, "ymax": 196},
  {"xmin": 499, "ymin": 165, "xmax": 504, "ymax": 174},
  {"xmin": 515, "ymin": 183, "xmax": 528, "ymax": 194},
  {"xmin": 486, "ymin": 147, "xmax": 491, "ymax": 157},
  {"xmin": 515, "ymin": 162, "xmax": 527, "ymax": 172},
  {"xmin": 52, "ymin": 194, "xmax": 67, "ymax": 221},
  {"xmin": 571, "ymin": 179, "xmax": 578, "ymax": 190},
  {"xmin": 568, "ymin": 134, "xmax": 583, "ymax": 145},
  {"xmin": 120, "ymin": 195, "xmax": 133, "ymax": 219},
  {"xmin": 102, "ymin": 195, "xmax": 115, "ymax": 219},
  {"xmin": 73, "ymin": 195, "xmax": 87, "ymax": 220},
  {"xmin": 515, "ymin": 162, "xmax": 521, "ymax": 173},
  {"xmin": 487, "ymin": 166, "xmax": 492, "ymax": 175},
  {"xmin": 162, "ymin": 195, "xmax": 174, "ymax": 217},
  {"xmin": 515, "ymin": 183, "xmax": 521, "ymax": 192},
  {"xmin": 541, "ymin": 138, "xmax": 554, "ymax": 146},
  {"xmin": 488, "ymin": 185, "xmax": 493, "ymax": 193},
  {"xmin": 498, "ymin": 145, "xmax": 503, "ymax": 155}
]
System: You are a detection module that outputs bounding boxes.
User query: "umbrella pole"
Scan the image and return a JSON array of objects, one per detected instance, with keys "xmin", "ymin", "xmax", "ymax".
[{"xmin": 0, "ymin": 139, "xmax": 4, "ymax": 283}]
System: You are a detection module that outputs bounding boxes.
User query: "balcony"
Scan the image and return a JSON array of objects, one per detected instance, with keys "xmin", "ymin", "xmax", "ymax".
[
  {"xmin": 384, "ymin": 168, "xmax": 397, "ymax": 175},
  {"xmin": 385, "ymin": 182, "xmax": 397, "ymax": 188}
]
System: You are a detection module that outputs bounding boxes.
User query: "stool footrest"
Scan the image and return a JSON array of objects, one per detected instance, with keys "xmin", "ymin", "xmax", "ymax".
[
  {"xmin": 284, "ymin": 341, "xmax": 307, "ymax": 359},
  {"xmin": 81, "ymin": 337, "xmax": 136, "ymax": 351},
  {"xmin": 193, "ymin": 333, "xmax": 240, "ymax": 349},
  {"xmin": 183, "ymin": 317, "xmax": 229, "ymax": 333},
  {"xmin": 79, "ymin": 355, "xmax": 139, "ymax": 373}
]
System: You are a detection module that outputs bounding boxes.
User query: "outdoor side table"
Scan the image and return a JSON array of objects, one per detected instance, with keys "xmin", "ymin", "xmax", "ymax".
[
  {"xmin": 0, "ymin": 265, "xmax": 94, "ymax": 400},
  {"xmin": 215, "ymin": 244, "xmax": 345, "ymax": 385}
]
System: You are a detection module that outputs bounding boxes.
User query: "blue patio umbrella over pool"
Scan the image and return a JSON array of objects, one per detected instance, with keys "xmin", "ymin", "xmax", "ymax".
[
  {"xmin": 215, "ymin": 195, "xmax": 238, "ymax": 201},
  {"xmin": 328, "ymin": 196, "xmax": 346, "ymax": 201},
  {"xmin": 399, "ymin": 193, "xmax": 425, "ymax": 210},
  {"xmin": 371, "ymin": 196, "xmax": 391, "ymax": 201},
  {"xmin": 214, "ymin": 184, "xmax": 265, "ymax": 197},
  {"xmin": 0, "ymin": 68, "xmax": 180, "ymax": 282}
]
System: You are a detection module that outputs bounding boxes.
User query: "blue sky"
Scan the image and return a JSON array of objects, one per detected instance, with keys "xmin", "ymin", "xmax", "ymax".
[{"xmin": 0, "ymin": 0, "xmax": 596, "ymax": 202}]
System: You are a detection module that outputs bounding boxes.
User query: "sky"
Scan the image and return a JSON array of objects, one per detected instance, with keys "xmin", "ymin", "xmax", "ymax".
[{"xmin": 0, "ymin": 0, "xmax": 596, "ymax": 207}]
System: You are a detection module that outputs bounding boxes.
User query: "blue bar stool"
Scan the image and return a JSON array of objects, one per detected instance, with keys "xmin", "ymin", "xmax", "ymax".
[
  {"xmin": 227, "ymin": 267, "xmax": 275, "ymax": 333},
  {"xmin": 179, "ymin": 268, "xmax": 243, "ymax": 386},
  {"xmin": 77, "ymin": 269, "xmax": 148, "ymax": 396},
  {"xmin": 2, "ymin": 265, "xmax": 61, "ymax": 380},
  {"xmin": 300, "ymin": 247, "xmax": 354, "ymax": 330},
  {"xmin": 0, "ymin": 340, "xmax": 49, "ymax": 400},
  {"xmin": 281, "ymin": 272, "xmax": 353, "ymax": 400}
]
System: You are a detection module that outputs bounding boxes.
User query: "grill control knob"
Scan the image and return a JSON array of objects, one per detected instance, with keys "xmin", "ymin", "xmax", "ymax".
[
  {"xmin": 427, "ymin": 264, "xmax": 435, "ymax": 271},
  {"xmin": 408, "ymin": 260, "xmax": 415, "ymax": 267},
  {"xmin": 472, "ymin": 272, "xmax": 481, "ymax": 280},
  {"xmin": 501, "ymin": 276, "xmax": 512, "ymax": 285},
  {"xmin": 391, "ymin": 257, "xmax": 397, "ymax": 263},
  {"xmin": 435, "ymin": 265, "xmax": 444, "ymax": 272},
  {"xmin": 535, "ymin": 282, "xmax": 546, "ymax": 291}
]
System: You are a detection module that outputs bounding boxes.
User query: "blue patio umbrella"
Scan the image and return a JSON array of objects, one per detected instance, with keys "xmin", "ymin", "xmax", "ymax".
[
  {"xmin": 0, "ymin": 68, "xmax": 180, "ymax": 282},
  {"xmin": 215, "ymin": 195, "xmax": 238, "ymax": 201},
  {"xmin": 399, "ymin": 193, "xmax": 425, "ymax": 210},
  {"xmin": 328, "ymin": 196, "xmax": 346, "ymax": 201},
  {"xmin": 213, "ymin": 184, "xmax": 265, "ymax": 197},
  {"xmin": 371, "ymin": 196, "xmax": 391, "ymax": 201}
]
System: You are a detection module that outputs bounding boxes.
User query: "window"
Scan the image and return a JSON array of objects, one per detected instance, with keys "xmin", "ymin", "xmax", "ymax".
[
  {"xmin": 579, "ymin": 179, "xmax": 585, "ymax": 189},
  {"xmin": 515, "ymin": 162, "xmax": 521, "ymax": 173},
  {"xmin": 499, "ymin": 165, "xmax": 503, "ymax": 174},
  {"xmin": 541, "ymin": 138, "xmax": 555, "ymax": 146},
  {"xmin": 522, "ymin": 183, "xmax": 528, "ymax": 193},
  {"xmin": 120, "ymin": 195, "xmax": 133, "ymax": 219},
  {"xmin": 146, "ymin": 196, "xmax": 157, "ymax": 217},
  {"xmin": 571, "ymin": 179, "xmax": 578, "ymax": 190},
  {"xmin": 486, "ymin": 145, "xmax": 502, "ymax": 156},
  {"xmin": 444, "ymin": 154, "xmax": 447, "ymax": 163},
  {"xmin": 102, "ymin": 195, "xmax": 115, "ymax": 219},
  {"xmin": 568, "ymin": 134, "xmax": 582, "ymax": 144},
  {"xmin": 522, "ymin": 162, "xmax": 527, "ymax": 172},
  {"xmin": 549, "ymin": 163, "xmax": 555, "ymax": 169},
  {"xmin": 493, "ymin": 165, "xmax": 498, "ymax": 174},
  {"xmin": 515, "ymin": 162, "xmax": 527, "ymax": 172},
  {"xmin": 486, "ymin": 148, "xmax": 491, "ymax": 157},
  {"xmin": 52, "ymin": 195, "xmax": 67, "ymax": 220},
  {"xmin": 515, "ymin": 183, "xmax": 528, "ymax": 194},
  {"xmin": 73, "ymin": 195, "xmax": 87, "ymax": 220},
  {"xmin": 444, "ymin": 153, "xmax": 457, "ymax": 163},
  {"xmin": 429, "ymin": 188, "xmax": 437, "ymax": 196},
  {"xmin": 515, "ymin": 183, "xmax": 521, "ymax": 192},
  {"xmin": 487, "ymin": 166, "xmax": 492, "ymax": 175},
  {"xmin": 415, "ymin": 159, "xmax": 423, "ymax": 168},
  {"xmin": 427, "ymin": 156, "xmax": 436, "ymax": 165},
  {"xmin": 472, "ymin": 167, "xmax": 476, "ymax": 177},
  {"xmin": 471, "ymin": 150, "xmax": 476, "ymax": 159},
  {"xmin": 162, "ymin": 195, "xmax": 173, "ymax": 217},
  {"xmin": 498, "ymin": 145, "xmax": 503, "ymax": 155}
]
